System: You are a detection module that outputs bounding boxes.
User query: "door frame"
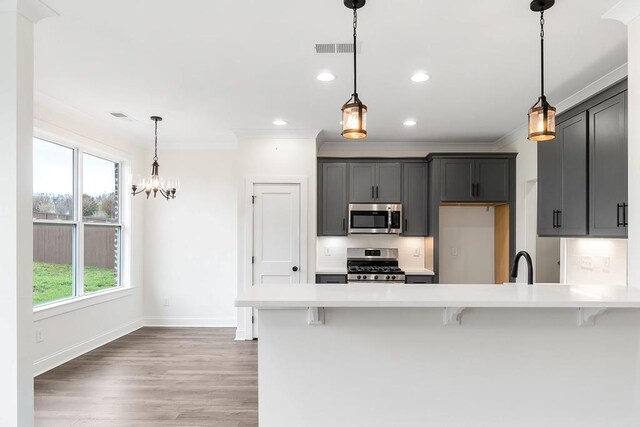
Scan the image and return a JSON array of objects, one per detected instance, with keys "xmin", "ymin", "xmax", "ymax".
[{"xmin": 238, "ymin": 175, "xmax": 308, "ymax": 340}]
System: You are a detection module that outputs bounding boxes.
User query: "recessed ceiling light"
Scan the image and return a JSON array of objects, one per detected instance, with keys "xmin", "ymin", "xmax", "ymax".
[
  {"xmin": 317, "ymin": 72, "xmax": 336, "ymax": 82},
  {"xmin": 273, "ymin": 119, "xmax": 287, "ymax": 126},
  {"xmin": 403, "ymin": 120, "xmax": 417, "ymax": 127},
  {"xmin": 411, "ymin": 72, "xmax": 430, "ymax": 82}
]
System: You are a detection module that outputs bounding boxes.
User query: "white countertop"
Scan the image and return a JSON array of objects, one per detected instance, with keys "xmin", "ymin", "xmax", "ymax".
[
  {"xmin": 236, "ymin": 283, "xmax": 640, "ymax": 308},
  {"xmin": 403, "ymin": 268, "xmax": 435, "ymax": 275}
]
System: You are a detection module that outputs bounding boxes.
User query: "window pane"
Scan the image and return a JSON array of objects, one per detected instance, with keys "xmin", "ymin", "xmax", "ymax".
[
  {"xmin": 84, "ymin": 225, "xmax": 120, "ymax": 294},
  {"xmin": 83, "ymin": 153, "xmax": 119, "ymax": 223},
  {"xmin": 33, "ymin": 139, "xmax": 74, "ymax": 220},
  {"xmin": 33, "ymin": 224, "xmax": 75, "ymax": 305}
]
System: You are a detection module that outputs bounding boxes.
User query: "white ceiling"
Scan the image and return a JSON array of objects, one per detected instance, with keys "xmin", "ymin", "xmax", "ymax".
[{"xmin": 34, "ymin": 0, "xmax": 627, "ymax": 148}]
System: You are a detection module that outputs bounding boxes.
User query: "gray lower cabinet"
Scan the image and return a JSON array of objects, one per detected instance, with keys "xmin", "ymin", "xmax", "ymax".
[
  {"xmin": 538, "ymin": 112, "xmax": 588, "ymax": 237},
  {"xmin": 316, "ymin": 274, "xmax": 347, "ymax": 284},
  {"xmin": 589, "ymin": 92, "xmax": 628, "ymax": 237},
  {"xmin": 440, "ymin": 158, "xmax": 509, "ymax": 203},
  {"xmin": 402, "ymin": 163, "xmax": 428, "ymax": 236},
  {"xmin": 319, "ymin": 163, "xmax": 348, "ymax": 236},
  {"xmin": 405, "ymin": 275, "xmax": 434, "ymax": 284},
  {"xmin": 349, "ymin": 162, "xmax": 402, "ymax": 203}
]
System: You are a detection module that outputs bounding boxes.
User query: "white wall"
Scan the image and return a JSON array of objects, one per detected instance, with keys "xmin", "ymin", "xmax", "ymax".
[
  {"xmin": 143, "ymin": 148, "xmax": 239, "ymax": 327},
  {"xmin": 31, "ymin": 113, "xmax": 145, "ymax": 375},
  {"xmin": 439, "ymin": 206, "xmax": 495, "ymax": 284}
]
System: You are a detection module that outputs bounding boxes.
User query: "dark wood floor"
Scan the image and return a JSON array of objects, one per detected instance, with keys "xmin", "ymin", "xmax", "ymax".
[{"xmin": 35, "ymin": 327, "xmax": 258, "ymax": 427}]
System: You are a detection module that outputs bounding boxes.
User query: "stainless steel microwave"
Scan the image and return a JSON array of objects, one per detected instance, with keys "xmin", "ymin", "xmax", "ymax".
[{"xmin": 348, "ymin": 204, "xmax": 402, "ymax": 234}]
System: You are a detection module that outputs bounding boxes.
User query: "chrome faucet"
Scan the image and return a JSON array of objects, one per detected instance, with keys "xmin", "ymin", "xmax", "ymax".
[{"xmin": 511, "ymin": 251, "xmax": 533, "ymax": 285}]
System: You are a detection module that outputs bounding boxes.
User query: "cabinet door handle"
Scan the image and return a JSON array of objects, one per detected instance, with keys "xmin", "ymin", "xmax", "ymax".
[
  {"xmin": 371, "ymin": 186, "xmax": 375, "ymax": 199},
  {"xmin": 404, "ymin": 218, "xmax": 408, "ymax": 232},
  {"xmin": 471, "ymin": 183, "xmax": 476, "ymax": 197},
  {"xmin": 617, "ymin": 203, "xmax": 623, "ymax": 227},
  {"xmin": 557, "ymin": 210, "xmax": 562, "ymax": 228},
  {"xmin": 375, "ymin": 186, "xmax": 379, "ymax": 199},
  {"xmin": 342, "ymin": 218, "xmax": 346, "ymax": 231},
  {"xmin": 624, "ymin": 203, "xmax": 628, "ymax": 227},
  {"xmin": 552, "ymin": 210, "xmax": 557, "ymax": 228}
]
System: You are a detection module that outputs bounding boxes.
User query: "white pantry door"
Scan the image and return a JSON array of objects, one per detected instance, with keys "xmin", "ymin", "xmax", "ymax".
[{"xmin": 252, "ymin": 183, "xmax": 301, "ymax": 337}]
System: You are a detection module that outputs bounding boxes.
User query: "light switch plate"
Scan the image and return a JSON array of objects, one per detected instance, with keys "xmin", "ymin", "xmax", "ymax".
[{"xmin": 581, "ymin": 256, "xmax": 593, "ymax": 270}]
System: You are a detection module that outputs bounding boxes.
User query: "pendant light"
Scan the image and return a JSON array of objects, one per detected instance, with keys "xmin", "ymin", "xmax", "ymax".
[
  {"xmin": 341, "ymin": 0, "xmax": 367, "ymax": 139},
  {"xmin": 527, "ymin": 0, "xmax": 556, "ymax": 141},
  {"xmin": 131, "ymin": 116, "xmax": 178, "ymax": 200}
]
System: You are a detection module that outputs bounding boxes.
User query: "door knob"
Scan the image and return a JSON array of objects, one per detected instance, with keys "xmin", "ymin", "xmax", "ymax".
[{"xmin": 292, "ymin": 266, "xmax": 299, "ymax": 272}]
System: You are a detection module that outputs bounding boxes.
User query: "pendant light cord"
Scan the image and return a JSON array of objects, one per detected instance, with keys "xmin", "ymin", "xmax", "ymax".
[
  {"xmin": 153, "ymin": 118, "xmax": 158, "ymax": 161},
  {"xmin": 352, "ymin": 5, "xmax": 358, "ymax": 97},
  {"xmin": 540, "ymin": 9, "xmax": 545, "ymax": 98}
]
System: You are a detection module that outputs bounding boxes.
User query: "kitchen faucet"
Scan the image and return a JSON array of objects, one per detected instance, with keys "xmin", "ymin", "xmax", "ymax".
[{"xmin": 511, "ymin": 251, "xmax": 533, "ymax": 285}]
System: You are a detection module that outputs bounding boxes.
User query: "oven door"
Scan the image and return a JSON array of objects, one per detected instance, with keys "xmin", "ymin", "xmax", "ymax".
[{"xmin": 348, "ymin": 204, "xmax": 402, "ymax": 234}]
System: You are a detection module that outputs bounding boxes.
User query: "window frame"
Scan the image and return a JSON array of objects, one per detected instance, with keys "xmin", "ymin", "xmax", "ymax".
[{"xmin": 32, "ymin": 127, "xmax": 132, "ymax": 311}]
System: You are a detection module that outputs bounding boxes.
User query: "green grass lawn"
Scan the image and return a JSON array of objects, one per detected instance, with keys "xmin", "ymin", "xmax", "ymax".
[{"xmin": 33, "ymin": 262, "xmax": 117, "ymax": 305}]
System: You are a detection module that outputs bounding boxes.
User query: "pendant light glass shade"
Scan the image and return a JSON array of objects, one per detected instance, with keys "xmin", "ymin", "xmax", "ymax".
[
  {"xmin": 528, "ymin": 97, "xmax": 556, "ymax": 141},
  {"xmin": 341, "ymin": 98, "xmax": 367, "ymax": 139}
]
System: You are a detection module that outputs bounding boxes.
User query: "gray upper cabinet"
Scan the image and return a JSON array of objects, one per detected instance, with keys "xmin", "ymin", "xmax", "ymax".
[
  {"xmin": 537, "ymin": 82, "xmax": 628, "ymax": 238},
  {"xmin": 440, "ymin": 159, "xmax": 474, "ymax": 202},
  {"xmin": 349, "ymin": 162, "xmax": 402, "ymax": 203},
  {"xmin": 319, "ymin": 162, "xmax": 348, "ymax": 236},
  {"xmin": 538, "ymin": 112, "xmax": 588, "ymax": 237},
  {"xmin": 402, "ymin": 163, "xmax": 428, "ymax": 236},
  {"xmin": 440, "ymin": 158, "xmax": 508, "ymax": 202},
  {"xmin": 589, "ymin": 92, "xmax": 627, "ymax": 237},
  {"xmin": 476, "ymin": 159, "xmax": 509, "ymax": 202},
  {"xmin": 349, "ymin": 163, "xmax": 376, "ymax": 202}
]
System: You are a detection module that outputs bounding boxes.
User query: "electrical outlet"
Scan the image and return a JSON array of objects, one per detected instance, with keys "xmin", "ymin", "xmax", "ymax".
[
  {"xmin": 451, "ymin": 247, "xmax": 458, "ymax": 257},
  {"xmin": 413, "ymin": 248, "xmax": 421, "ymax": 257},
  {"xmin": 602, "ymin": 257, "xmax": 611, "ymax": 272},
  {"xmin": 163, "ymin": 297, "xmax": 169, "ymax": 307},
  {"xmin": 35, "ymin": 328, "xmax": 43, "ymax": 343},
  {"xmin": 324, "ymin": 247, "xmax": 331, "ymax": 256},
  {"xmin": 581, "ymin": 256, "xmax": 593, "ymax": 270}
]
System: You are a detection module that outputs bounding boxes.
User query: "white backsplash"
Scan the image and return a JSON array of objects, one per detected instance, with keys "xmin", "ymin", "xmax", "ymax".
[
  {"xmin": 316, "ymin": 235, "xmax": 433, "ymax": 272},
  {"xmin": 564, "ymin": 238, "xmax": 627, "ymax": 285}
]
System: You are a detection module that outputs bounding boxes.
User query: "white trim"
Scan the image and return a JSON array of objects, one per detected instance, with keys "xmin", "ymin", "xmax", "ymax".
[
  {"xmin": 144, "ymin": 317, "xmax": 237, "ymax": 327},
  {"xmin": 33, "ymin": 318, "xmax": 143, "ymax": 376},
  {"xmin": 239, "ymin": 175, "xmax": 309, "ymax": 340},
  {"xmin": 33, "ymin": 287, "xmax": 133, "ymax": 321},
  {"xmin": 318, "ymin": 140, "xmax": 499, "ymax": 154},
  {"xmin": 235, "ymin": 328, "xmax": 247, "ymax": 340}
]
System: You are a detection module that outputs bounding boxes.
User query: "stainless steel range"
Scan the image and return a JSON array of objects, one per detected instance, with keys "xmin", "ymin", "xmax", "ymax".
[{"xmin": 347, "ymin": 248, "xmax": 405, "ymax": 283}]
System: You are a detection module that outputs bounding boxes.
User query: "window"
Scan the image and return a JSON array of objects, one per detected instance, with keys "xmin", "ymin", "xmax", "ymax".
[{"xmin": 33, "ymin": 138, "xmax": 123, "ymax": 306}]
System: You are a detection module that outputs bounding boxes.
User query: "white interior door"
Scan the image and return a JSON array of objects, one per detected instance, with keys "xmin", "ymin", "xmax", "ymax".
[{"xmin": 252, "ymin": 183, "xmax": 301, "ymax": 337}]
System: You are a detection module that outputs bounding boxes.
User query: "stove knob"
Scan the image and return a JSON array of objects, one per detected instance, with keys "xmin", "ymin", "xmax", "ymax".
[
  {"xmin": 386, "ymin": 275, "xmax": 390, "ymax": 280},
  {"xmin": 357, "ymin": 275, "xmax": 361, "ymax": 280},
  {"xmin": 362, "ymin": 275, "xmax": 367, "ymax": 280},
  {"xmin": 374, "ymin": 275, "xmax": 379, "ymax": 280},
  {"xmin": 391, "ymin": 275, "xmax": 396, "ymax": 280}
]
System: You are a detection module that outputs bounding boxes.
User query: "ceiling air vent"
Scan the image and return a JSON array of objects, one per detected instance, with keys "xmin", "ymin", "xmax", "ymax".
[
  {"xmin": 110, "ymin": 112, "xmax": 128, "ymax": 118},
  {"xmin": 314, "ymin": 42, "xmax": 361, "ymax": 54}
]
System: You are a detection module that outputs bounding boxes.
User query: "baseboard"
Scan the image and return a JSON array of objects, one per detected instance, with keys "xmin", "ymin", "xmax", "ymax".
[
  {"xmin": 235, "ymin": 328, "xmax": 246, "ymax": 340},
  {"xmin": 33, "ymin": 318, "xmax": 144, "ymax": 377},
  {"xmin": 143, "ymin": 317, "xmax": 237, "ymax": 327}
]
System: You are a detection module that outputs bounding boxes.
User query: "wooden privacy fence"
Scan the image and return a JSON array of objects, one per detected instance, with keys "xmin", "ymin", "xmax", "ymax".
[{"xmin": 33, "ymin": 224, "xmax": 118, "ymax": 269}]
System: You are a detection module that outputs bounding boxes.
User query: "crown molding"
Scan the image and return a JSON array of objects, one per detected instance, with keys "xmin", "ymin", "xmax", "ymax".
[
  {"xmin": 318, "ymin": 140, "xmax": 500, "ymax": 155},
  {"xmin": 0, "ymin": 0, "xmax": 58, "ymax": 22},
  {"xmin": 233, "ymin": 129, "xmax": 322, "ymax": 141},
  {"xmin": 603, "ymin": 0, "xmax": 640, "ymax": 25}
]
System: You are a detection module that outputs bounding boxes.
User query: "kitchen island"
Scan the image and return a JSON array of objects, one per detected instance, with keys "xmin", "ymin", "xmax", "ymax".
[{"xmin": 236, "ymin": 284, "xmax": 640, "ymax": 427}]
